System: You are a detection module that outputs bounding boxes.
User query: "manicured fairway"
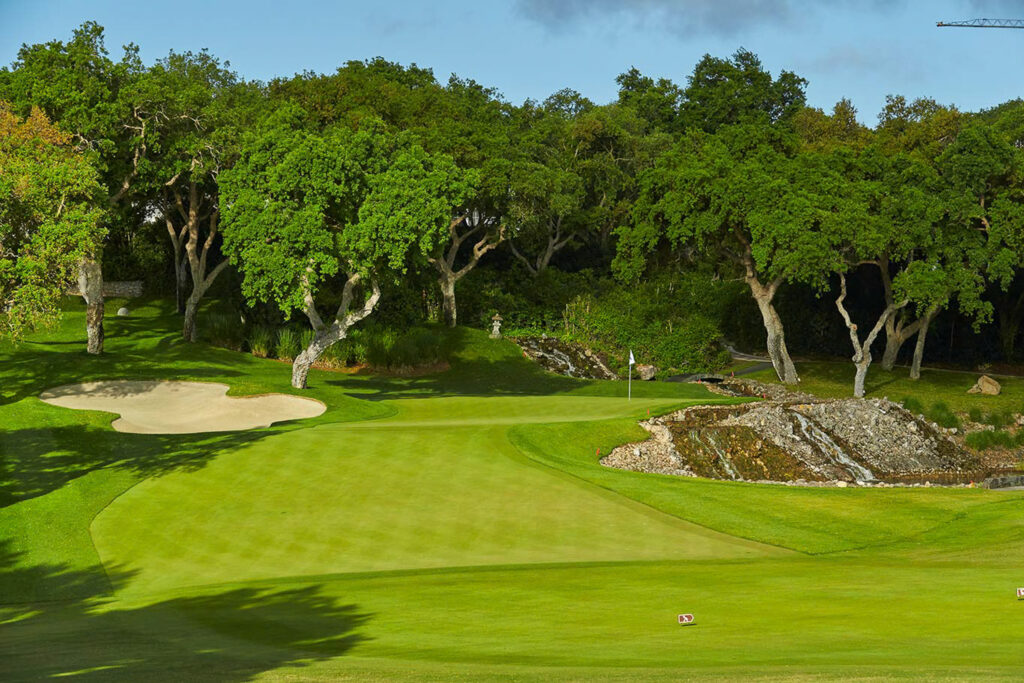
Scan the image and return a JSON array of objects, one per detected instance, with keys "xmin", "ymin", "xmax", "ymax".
[{"xmin": 2, "ymin": 299, "xmax": 1023, "ymax": 681}]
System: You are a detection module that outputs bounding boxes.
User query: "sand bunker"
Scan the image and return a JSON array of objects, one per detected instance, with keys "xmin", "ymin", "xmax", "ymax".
[{"xmin": 39, "ymin": 380, "xmax": 325, "ymax": 434}]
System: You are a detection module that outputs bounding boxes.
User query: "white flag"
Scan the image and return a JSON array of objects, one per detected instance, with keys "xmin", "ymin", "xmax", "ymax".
[{"xmin": 628, "ymin": 350, "xmax": 635, "ymax": 366}]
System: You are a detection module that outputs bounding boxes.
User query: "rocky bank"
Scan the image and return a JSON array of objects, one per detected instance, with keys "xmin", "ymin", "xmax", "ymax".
[
  {"xmin": 603, "ymin": 379, "xmax": 987, "ymax": 487},
  {"xmin": 514, "ymin": 336, "xmax": 618, "ymax": 380}
]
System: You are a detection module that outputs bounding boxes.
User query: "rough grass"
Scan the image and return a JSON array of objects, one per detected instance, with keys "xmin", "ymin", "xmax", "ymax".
[
  {"xmin": 2, "ymin": 301, "xmax": 1023, "ymax": 681},
  {"xmin": 747, "ymin": 360, "xmax": 1024, "ymax": 415}
]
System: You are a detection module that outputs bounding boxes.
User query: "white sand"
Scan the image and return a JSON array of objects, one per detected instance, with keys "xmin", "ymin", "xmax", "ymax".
[{"xmin": 39, "ymin": 380, "xmax": 326, "ymax": 434}]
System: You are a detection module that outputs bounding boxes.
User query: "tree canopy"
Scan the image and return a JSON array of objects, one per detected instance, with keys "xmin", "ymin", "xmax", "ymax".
[{"xmin": 0, "ymin": 103, "xmax": 105, "ymax": 337}]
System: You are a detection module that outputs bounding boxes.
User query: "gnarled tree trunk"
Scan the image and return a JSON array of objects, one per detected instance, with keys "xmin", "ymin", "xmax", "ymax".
[
  {"xmin": 909, "ymin": 306, "xmax": 938, "ymax": 380},
  {"xmin": 880, "ymin": 313, "xmax": 931, "ymax": 371},
  {"xmin": 291, "ymin": 273, "xmax": 382, "ymax": 389},
  {"xmin": 743, "ymin": 262, "xmax": 798, "ymax": 384},
  {"xmin": 429, "ymin": 213, "xmax": 505, "ymax": 328},
  {"xmin": 167, "ymin": 183, "xmax": 228, "ymax": 342},
  {"xmin": 439, "ymin": 276, "xmax": 457, "ymax": 328},
  {"xmin": 836, "ymin": 272, "xmax": 906, "ymax": 398},
  {"xmin": 78, "ymin": 257, "xmax": 104, "ymax": 355},
  {"xmin": 875, "ymin": 258, "xmax": 935, "ymax": 372},
  {"xmin": 166, "ymin": 212, "xmax": 189, "ymax": 314}
]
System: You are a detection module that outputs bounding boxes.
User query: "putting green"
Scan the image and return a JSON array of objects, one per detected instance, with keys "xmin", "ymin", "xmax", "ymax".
[{"xmin": 91, "ymin": 397, "xmax": 777, "ymax": 596}]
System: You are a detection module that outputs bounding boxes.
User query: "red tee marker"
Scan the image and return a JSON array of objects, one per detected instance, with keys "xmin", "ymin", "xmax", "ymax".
[
  {"xmin": 677, "ymin": 613, "xmax": 695, "ymax": 626},
  {"xmin": 1017, "ymin": 587, "xmax": 1024, "ymax": 599}
]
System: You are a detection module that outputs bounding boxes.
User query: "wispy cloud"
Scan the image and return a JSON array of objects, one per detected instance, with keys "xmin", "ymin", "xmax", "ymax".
[
  {"xmin": 514, "ymin": 0, "xmax": 895, "ymax": 37},
  {"xmin": 963, "ymin": 0, "xmax": 1024, "ymax": 14},
  {"xmin": 799, "ymin": 44, "xmax": 924, "ymax": 82}
]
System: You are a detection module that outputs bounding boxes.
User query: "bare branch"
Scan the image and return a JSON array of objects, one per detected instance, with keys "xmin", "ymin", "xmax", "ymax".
[{"xmin": 508, "ymin": 240, "xmax": 539, "ymax": 276}]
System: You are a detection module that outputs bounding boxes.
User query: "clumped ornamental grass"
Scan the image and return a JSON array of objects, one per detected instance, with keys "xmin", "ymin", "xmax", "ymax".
[
  {"xmin": 896, "ymin": 397, "xmax": 962, "ymax": 429},
  {"xmin": 274, "ymin": 327, "xmax": 302, "ymax": 361},
  {"xmin": 3, "ymin": 301, "xmax": 1024, "ymax": 681},
  {"xmin": 964, "ymin": 429, "xmax": 1024, "ymax": 450},
  {"xmin": 246, "ymin": 325, "xmax": 276, "ymax": 358}
]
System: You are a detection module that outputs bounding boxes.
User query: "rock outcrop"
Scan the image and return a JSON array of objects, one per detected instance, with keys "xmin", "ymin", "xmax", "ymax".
[
  {"xmin": 635, "ymin": 364, "xmax": 658, "ymax": 381},
  {"xmin": 514, "ymin": 336, "xmax": 618, "ymax": 380},
  {"xmin": 603, "ymin": 392, "xmax": 981, "ymax": 486}
]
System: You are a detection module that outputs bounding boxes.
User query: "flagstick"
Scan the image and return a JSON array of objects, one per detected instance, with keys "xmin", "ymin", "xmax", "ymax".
[{"xmin": 627, "ymin": 349, "xmax": 634, "ymax": 401}]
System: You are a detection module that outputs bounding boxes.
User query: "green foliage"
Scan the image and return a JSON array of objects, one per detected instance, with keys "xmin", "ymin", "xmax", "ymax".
[
  {"xmin": 900, "ymin": 397, "xmax": 961, "ymax": 429},
  {"xmin": 505, "ymin": 95, "xmax": 646, "ymax": 274},
  {"xmin": 317, "ymin": 337, "xmax": 348, "ymax": 369},
  {"xmin": 202, "ymin": 311, "xmax": 244, "ymax": 350},
  {"xmin": 364, "ymin": 325, "xmax": 452, "ymax": 369},
  {"xmin": 459, "ymin": 266, "xmax": 600, "ymax": 331},
  {"xmin": 0, "ymin": 22, "xmax": 143, "ymax": 193},
  {"xmin": 964, "ymin": 429, "xmax": 1024, "ymax": 450},
  {"xmin": 246, "ymin": 325, "xmax": 276, "ymax": 358},
  {"xmin": 927, "ymin": 401, "xmax": 961, "ymax": 430},
  {"xmin": 982, "ymin": 410, "xmax": 1012, "ymax": 429},
  {"xmin": 219, "ymin": 104, "xmax": 387, "ymax": 315},
  {"xmin": 275, "ymin": 327, "xmax": 302, "ymax": 361},
  {"xmin": 562, "ymin": 274, "xmax": 732, "ymax": 373},
  {"xmin": 900, "ymin": 396, "xmax": 924, "ymax": 414},
  {"xmin": 616, "ymin": 120, "xmax": 846, "ymax": 296},
  {"xmin": 680, "ymin": 48, "xmax": 807, "ymax": 133},
  {"xmin": 615, "ymin": 67, "xmax": 683, "ymax": 133},
  {"xmin": 220, "ymin": 104, "xmax": 473, "ymax": 346},
  {"xmin": 0, "ymin": 103, "xmax": 106, "ymax": 338},
  {"xmin": 357, "ymin": 144, "xmax": 481, "ymax": 273}
]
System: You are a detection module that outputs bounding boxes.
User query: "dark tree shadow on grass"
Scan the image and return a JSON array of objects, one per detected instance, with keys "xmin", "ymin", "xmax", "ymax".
[
  {"xmin": 324, "ymin": 327, "xmax": 661, "ymax": 400},
  {"xmin": 0, "ymin": 341, "xmax": 246, "ymax": 407},
  {"xmin": 0, "ymin": 539, "xmax": 371, "ymax": 682},
  {"xmin": 0, "ymin": 423, "xmax": 287, "ymax": 507}
]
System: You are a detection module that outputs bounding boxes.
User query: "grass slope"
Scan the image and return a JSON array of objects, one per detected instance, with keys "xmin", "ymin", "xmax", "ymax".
[{"xmin": 2, "ymin": 300, "xmax": 1023, "ymax": 681}]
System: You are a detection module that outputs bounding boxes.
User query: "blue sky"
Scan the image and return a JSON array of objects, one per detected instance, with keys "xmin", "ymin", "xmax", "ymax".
[{"xmin": 2, "ymin": 1, "xmax": 1024, "ymax": 123}]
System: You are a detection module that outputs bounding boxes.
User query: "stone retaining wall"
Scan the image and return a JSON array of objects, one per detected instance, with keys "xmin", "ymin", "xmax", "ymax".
[
  {"xmin": 66, "ymin": 280, "xmax": 144, "ymax": 298},
  {"xmin": 983, "ymin": 474, "xmax": 1024, "ymax": 489}
]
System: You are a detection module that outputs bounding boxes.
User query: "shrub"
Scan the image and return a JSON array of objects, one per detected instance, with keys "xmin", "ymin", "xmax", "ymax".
[
  {"xmin": 359, "ymin": 325, "xmax": 453, "ymax": 370},
  {"xmin": 965, "ymin": 429, "xmax": 1017, "ymax": 450},
  {"xmin": 983, "ymin": 411, "xmax": 1012, "ymax": 429},
  {"xmin": 204, "ymin": 312, "xmax": 245, "ymax": 351},
  {"xmin": 561, "ymin": 275, "xmax": 732, "ymax": 374},
  {"xmin": 347, "ymin": 328, "xmax": 370, "ymax": 365},
  {"xmin": 318, "ymin": 339, "xmax": 348, "ymax": 369},
  {"xmin": 276, "ymin": 327, "xmax": 302, "ymax": 361},
  {"xmin": 247, "ymin": 325, "xmax": 276, "ymax": 358},
  {"xmin": 927, "ymin": 401, "xmax": 961, "ymax": 430},
  {"xmin": 366, "ymin": 328, "xmax": 399, "ymax": 368},
  {"xmin": 900, "ymin": 396, "xmax": 924, "ymax": 415}
]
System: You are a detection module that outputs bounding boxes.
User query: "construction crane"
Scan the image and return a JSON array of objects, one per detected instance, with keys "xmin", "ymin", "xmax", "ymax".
[{"xmin": 937, "ymin": 18, "xmax": 1024, "ymax": 29}]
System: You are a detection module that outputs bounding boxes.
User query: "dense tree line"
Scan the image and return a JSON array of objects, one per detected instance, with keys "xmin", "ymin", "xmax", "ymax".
[{"xmin": 3, "ymin": 23, "xmax": 1024, "ymax": 393}]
